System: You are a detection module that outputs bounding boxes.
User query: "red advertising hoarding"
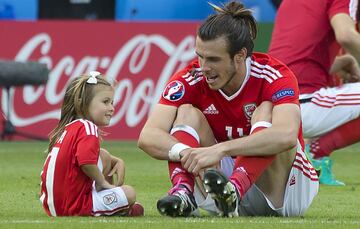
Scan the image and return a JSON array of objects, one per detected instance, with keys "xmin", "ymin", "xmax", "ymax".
[{"xmin": 0, "ymin": 21, "xmax": 198, "ymax": 140}]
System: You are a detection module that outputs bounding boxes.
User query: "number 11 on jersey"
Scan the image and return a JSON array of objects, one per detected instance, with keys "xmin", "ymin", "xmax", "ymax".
[{"xmin": 225, "ymin": 126, "xmax": 244, "ymax": 140}]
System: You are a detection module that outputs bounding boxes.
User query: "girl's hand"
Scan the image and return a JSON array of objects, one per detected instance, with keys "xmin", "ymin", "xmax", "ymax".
[
  {"xmin": 108, "ymin": 156, "xmax": 125, "ymax": 186},
  {"xmin": 81, "ymin": 164, "xmax": 115, "ymax": 191},
  {"xmin": 95, "ymin": 179, "xmax": 116, "ymax": 192}
]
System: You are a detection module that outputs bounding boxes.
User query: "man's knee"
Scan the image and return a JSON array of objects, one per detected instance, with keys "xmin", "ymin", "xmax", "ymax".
[
  {"xmin": 174, "ymin": 104, "xmax": 207, "ymax": 129},
  {"xmin": 171, "ymin": 104, "xmax": 217, "ymax": 147},
  {"xmin": 251, "ymin": 101, "xmax": 273, "ymax": 125}
]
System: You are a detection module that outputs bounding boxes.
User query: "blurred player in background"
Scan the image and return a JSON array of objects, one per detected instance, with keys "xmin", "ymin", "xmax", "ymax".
[
  {"xmin": 40, "ymin": 72, "xmax": 143, "ymax": 217},
  {"xmin": 138, "ymin": 1, "xmax": 318, "ymax": 217},
  {"xmin": 269, "ymin": 0, "xmax": 360, "ymax": 185},
  {"xmin": 270, "ymin": 0, "xmax": 282, "ymax": 9}
]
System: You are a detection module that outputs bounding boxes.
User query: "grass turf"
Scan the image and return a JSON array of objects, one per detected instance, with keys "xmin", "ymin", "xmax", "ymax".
[{"xmin": 0, "ymin": 141, "xmax": 359, "ymax": 228}]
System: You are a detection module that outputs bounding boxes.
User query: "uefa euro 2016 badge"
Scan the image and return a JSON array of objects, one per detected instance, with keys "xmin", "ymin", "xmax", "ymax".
[{"xmin": 163, "ymin": 80, "xmax": 185, "ymax": 101}]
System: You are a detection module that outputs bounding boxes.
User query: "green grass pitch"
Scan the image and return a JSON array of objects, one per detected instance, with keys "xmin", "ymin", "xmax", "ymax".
[{"xmin": 0, "ymin": 141, "xmax": 359, "ymax": 228}]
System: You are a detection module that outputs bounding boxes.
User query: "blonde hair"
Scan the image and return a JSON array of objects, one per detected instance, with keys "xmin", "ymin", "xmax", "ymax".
[
  {"xmin": 198, "ymin": 1, "xmax": 257, "ymax": 58},
  {"xmin": 47, "ymin": 74, "xmax": 112, "ymax": 153}
]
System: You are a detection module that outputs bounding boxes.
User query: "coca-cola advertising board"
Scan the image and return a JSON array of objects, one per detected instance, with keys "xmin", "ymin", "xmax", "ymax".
[{"xmin": 0, "ymin": 21, "xmax": 198, "ymax": 140}]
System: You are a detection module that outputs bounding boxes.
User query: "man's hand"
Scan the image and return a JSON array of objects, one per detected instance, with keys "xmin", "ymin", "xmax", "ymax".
[
  {"xmin": 181, "ymin": 146, "xmax": 224, "ymax": 176},
  {"xmin": 330, "ymin": 54, "xmax": 360, "ymax": 83}
]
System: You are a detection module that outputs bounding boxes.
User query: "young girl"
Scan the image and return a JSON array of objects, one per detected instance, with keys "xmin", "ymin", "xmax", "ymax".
[{"xmin": 40, "ymin": 71, "xmax": 143, "ymax": 217}]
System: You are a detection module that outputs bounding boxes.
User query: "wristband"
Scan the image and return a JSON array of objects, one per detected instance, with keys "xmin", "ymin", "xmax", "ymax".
[{"xmin": 168, "ymin": 143, "xmax": 190, "ymax": 161}]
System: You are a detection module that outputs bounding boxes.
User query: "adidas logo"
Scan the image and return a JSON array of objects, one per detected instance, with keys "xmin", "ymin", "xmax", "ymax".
[
  {"xmin": 203, "ymin": 104, "xmax": 219, "ymax": 114},
  {"xmin": 235, "ymin": 166, "xmax": 247, "ymax": 174}
]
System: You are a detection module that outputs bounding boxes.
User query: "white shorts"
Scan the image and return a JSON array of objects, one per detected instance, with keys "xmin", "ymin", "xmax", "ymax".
[
  {"xmin": 194, "ymin": 148, "xmax": 319, "ymax": 216},
  {"xmin": 300, "ymin": 83, "xmax": 360, "ymax": 138},
  {"xmin": 91, "ymin": 157, "xmax": 129, "ymax": 216},
  {"xmin": 91, "ymin": 187, "xmax": 129, "ymax": 216}
]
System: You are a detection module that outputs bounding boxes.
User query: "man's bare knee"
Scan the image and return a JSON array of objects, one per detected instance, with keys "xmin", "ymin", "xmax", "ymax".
[
  {"xmin": 174, "ymin": 104, "xmax": 207, "ymax": 129},
  {"xmin": 173, "ymin": 104, "xmax": 216, "ymax": 146},
  {"xmin": 251, "ymin": 101, "xmax": 273, "ymax": 125}
]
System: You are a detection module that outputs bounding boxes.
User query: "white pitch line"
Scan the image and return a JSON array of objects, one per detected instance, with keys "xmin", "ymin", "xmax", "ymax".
[{"xmin": 1, "ymin": 219, "xmax": 360, "ymax": 225}]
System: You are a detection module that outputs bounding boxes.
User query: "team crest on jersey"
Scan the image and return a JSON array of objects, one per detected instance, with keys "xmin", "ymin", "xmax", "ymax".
[
  {"xmin": 289, "ymin": 175, "xmax": 296, "ymax": 186},
  {"xmin": 103, "ymin": 192, "xmax": 118, "ymax": 205},
  {"xmin": 163, "ymin": 80, "xmax": 185, "ymax": 101},
  {"xmin": 243, "ymin": 103, "xmax": 257, "ymax": 119}
]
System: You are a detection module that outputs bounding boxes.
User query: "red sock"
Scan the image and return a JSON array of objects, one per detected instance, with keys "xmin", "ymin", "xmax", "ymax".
[
  {"xmin": 311, "ymin": 117, "xmax": 360, "ymax": 159},
  {"xmin": 168, "ymin": 127, "xmax": 199, "ymax": 192},
  {"xmin": 230, "ymin": 125, "xmax": 275, "ymax": 197}
]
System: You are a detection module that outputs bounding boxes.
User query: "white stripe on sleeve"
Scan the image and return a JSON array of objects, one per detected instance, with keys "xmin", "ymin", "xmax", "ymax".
[{"xmin": 45, "ymin": 147, "xmax": 60, "ymax": 217}]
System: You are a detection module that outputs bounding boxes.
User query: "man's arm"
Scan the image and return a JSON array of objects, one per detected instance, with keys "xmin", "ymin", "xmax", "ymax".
[
  {"xmin": 331, "ymin": 13, "xmax": 360, "ymax": 61},
  {"xmin": 182, "ymin": 103, "xmax": 300, "ymax": 174},
  {"xmin": 330, "ymin": 54, "xmax": 360, "ymax": 82},
  {"xmin": 137, "ymin": 104, "xmax": 179, "ymax": 160},
  {"xmin": 220, "ymin": 103, "xmax": 300, "ymax": 156}
]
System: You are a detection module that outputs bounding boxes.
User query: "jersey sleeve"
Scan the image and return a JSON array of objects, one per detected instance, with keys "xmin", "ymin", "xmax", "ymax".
[
  {"xmin": 262, "ymin": 64, "xmax": 300, "ymax": 106},
  {"xmin": 159, "ymin": 60, "xmax": 202, "ymax": 107},
  {"xmin": 328, "ymin": 0, "xmax": 352, "ymax": 19},
  {"xmin": 75, "ymin": 124, "xmax": 99, "ymax": 166}
]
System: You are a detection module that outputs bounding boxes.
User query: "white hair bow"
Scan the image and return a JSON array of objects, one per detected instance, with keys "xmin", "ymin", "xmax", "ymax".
[{"xmin": 86, "ymin": 71, "xmax": 101, "ymax": 84}]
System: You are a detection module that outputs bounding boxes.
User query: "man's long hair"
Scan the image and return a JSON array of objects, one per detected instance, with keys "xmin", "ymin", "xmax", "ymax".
[{"xmin": 197, "ymin": 1, "xmax": 257, "ymax": 58}]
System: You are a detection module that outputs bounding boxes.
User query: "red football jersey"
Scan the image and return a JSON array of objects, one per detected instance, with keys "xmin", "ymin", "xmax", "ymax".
[
  {"xmin": 160, "ymin": 52, "xmax": 302, "ymax": 142},
  {"xmin": 40, "ymin": 119, "xmax": 99, "ymax": 216},
  {"xmin": 268, "ymin": 0, "xmax": 358, "ymax": 94}
]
